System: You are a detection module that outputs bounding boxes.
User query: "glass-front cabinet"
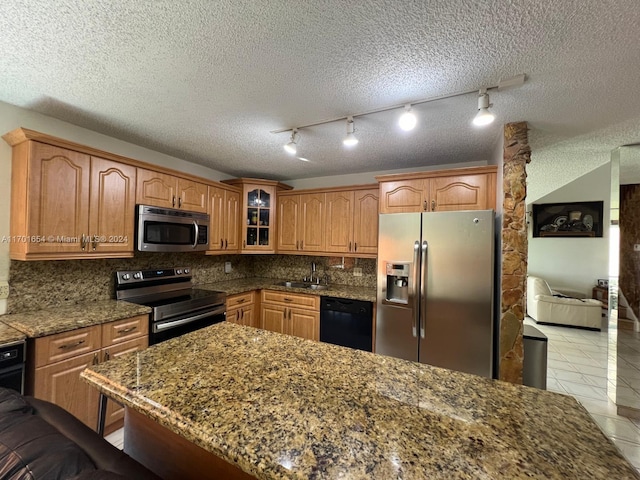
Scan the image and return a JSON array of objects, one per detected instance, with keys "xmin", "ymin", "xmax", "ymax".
[{"xmin": 222, "ymin": 178, "xmax": 292, "ymax": 253}]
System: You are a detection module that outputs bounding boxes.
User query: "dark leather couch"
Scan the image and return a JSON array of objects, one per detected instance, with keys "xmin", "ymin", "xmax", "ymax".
[{"xmin": 0, "ymin": 387, "xmax": 160, "ymax": 480}]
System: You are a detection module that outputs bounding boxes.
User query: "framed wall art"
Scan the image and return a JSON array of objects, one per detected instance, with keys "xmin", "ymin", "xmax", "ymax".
[{"xmin": 532, "ymin": 201, "xmax": 604, "ymax": 238}]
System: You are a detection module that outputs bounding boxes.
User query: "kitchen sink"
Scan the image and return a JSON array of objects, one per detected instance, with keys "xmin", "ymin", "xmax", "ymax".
[{"xmin": 276, "ymin": 281, "xmax": 328, "ymax": 290}]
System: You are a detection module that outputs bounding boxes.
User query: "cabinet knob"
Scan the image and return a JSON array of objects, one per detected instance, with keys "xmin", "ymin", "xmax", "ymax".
[
  {"xmin": 221, "ymin": 239, "xmax": 224, "ymax": 248},
  {"xmin": 354, "ymin": 242, "xmax": 358, "ymax": 251},
  {"xmin": 225, "ymin": 239, "xmax": 228, "ymax": 249},
  {"xmin": 92, "ymin": 352, "xmax": 99, "ymax": 365},
  {"xmin": 178, "ymin": 197, "xmax": 182, "ymax": 208},
  {"xmin": 296, "ymin": 241, "xmax": 299, "ymax": 250},
  {"xmin": 172, "ymin": 196, "xmax": 176, "ymax": 207},
  {"xmin": 300, "ymin": 240, "xmax": 303, "ymax": 250},
  {"xmin": 431, "ymin": 200, "xmax": 436, "ymax": 211},
  {"xmin": 104, "ymin": 350, "xmax": 110, "ymax": 361},
  {"xmin": 349, "ymin": 241, "xmax": 352, "ymax": 252},
  {"xmin": 423, "ymin": 200, "xmax": 427, "ymax": 211}
]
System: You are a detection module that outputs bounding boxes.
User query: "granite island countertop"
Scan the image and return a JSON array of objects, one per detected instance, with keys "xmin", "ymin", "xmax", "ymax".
[
  {"xmin": 0, "ymin": 322, "xmax": 26, "ymax": 344},
  {"xmin": 1, "ymin": 300, "xmax": 152, "ymax": 337},
  {"xmin": 81, "ymin": 322, "xmax": 638, "ymax": 480},
  {"xmin": 199, "ymin": 277, "xmax": 376, "ymax": 303}
]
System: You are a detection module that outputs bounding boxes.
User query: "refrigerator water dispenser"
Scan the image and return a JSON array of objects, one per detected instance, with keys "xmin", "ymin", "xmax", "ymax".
[{"xmin": 385, "ymin": 262, "xmax": 410, "ymax": 304}]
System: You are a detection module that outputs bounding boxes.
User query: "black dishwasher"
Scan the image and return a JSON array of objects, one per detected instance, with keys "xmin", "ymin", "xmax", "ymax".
[{"xmin": 320, "ymin": 296, "xmax": 373, "ymax": 352}]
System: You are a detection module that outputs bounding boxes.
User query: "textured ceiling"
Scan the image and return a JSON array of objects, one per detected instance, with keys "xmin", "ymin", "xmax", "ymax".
[{"xmin": 1, "ymin": 0, "xmax": 639, "ymax": 187}]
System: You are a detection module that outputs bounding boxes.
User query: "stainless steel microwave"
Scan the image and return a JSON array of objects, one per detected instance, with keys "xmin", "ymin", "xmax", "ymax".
[{"xmin": 136, "ymin": 204, "xmax": 209, "ymax": 252}]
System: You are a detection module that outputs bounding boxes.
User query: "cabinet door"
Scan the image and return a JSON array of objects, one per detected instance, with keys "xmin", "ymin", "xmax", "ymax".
[
  {"xmin": 429, "ymin": 174, "xmax": 490, "ymax": 212},
  {"xmin": 101, "ymin": 337, "xmax": 148, "ymax": 431},
  {"xmin": 299, "ymin": 193, "xmax": 325, "ymax": 252},
  {"xmin": 379, "ymin": 179, "xmax": 428, "ymax": 213},
  {"xmin": 226, "ymin": 306, "xmax": 241, "ymax": 324},
  {"xmin": 243, "ymin": 185, "xmax": 275, "ymax": 252},
  {"xmin": 352, "ymin": 188, "xmax": 379, "ymax": 255},
  {"xmin": 325, "ymin": 191, "xmax": 353, "ymax": 253},
  {"xmin": 33, "ymin": 351, "xmax": 100, "ymax": 429},
  {"xmin": 208, "ymin": 185, "xmax": 226, "ymax": 252},
  {"xmin": 224, "ymin": 188, "xmax": 241, "ymax": 252},
  {"xmin": 89, "ymin": 157, "xmax": 136, "ymax": 253},
  {"xmin": 178, "ymin": 178, "xmax": 208, "ymax": 213},
  {"xmin": 26, "ymin": 142, "xmax": 90, "ymax": 254},
  {"xmin": 240, "ymin": 305, "xmax": 258, "ymax": 328},
  {"xmin": 277, "ymin": 195, "xmax": 300, "ymax": 251},
  {"xmin": 261, "ymin": 304, "xmax": 287, "ymax": 334},
  {"xmin": 289, "ymin": 308, "xmax": 320, "ymax": 341},
  {"xmin": 136, "ymin": 168, "xmax": 176, "ymax": 208}
]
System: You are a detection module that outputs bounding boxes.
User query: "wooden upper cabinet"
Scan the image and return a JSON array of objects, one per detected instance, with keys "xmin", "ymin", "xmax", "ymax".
[
  {"xmin": 5, "ymin": 138, "xmax": 135, "ymax": 260},
  {"xmin": 24, "ymin": 143, "xmax": 90, "ymax": 256},
  {"xmin": 378, "ymin": 178, "xmax": 428, "ymax": 214},
  {"xmin": 325, "ymin": 186, "xmax": 378, "ymax": 256},
  {"xmin": 277, "ymin": 195, "xmax": 299, "ymax": 252},
  {"xmin": 430, "ymin": 173, "xmax": 492, "ymax": 212},
  {"xmin": 277, "ymin": 193, "xmax": 325, "ymax": 253},
  {"xmin": 177, "ymin": 178, "xmax": 208, "ymax": 213},
  {"xmin": 325, "ymin": 190, "xmax": 353, "ymax": 253},
  {"xmin": 207, "ymin": 184, "xmax": 240, "ymax": 253},
  {"xmin": 136, "ymin": 169, "xmax": 207, "ymax": 213},
  {"xmin": 89, "ymin": 157, "xmax": 136, "ymax": 253},
  {"xmin": 136, "ymin": 169, "xmax": 176, "ymax": 208},
  {"xmin": 377, "ymin": 167, "xmax": 497, "ymax": 213},
  {"xmin": 222, "ymin": 178, "xmax": 293, "ymax": 253},
  {"xmin": 352, "ymin": 188, "xmax": 379, "ymax": 255}
]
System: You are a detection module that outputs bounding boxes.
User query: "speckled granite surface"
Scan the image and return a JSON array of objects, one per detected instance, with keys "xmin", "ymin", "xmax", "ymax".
[
  {"xmin": 0, "ymin": 322, "xmax": 26, "ymax": 344},
  {"xmin": 200, "ymin": 277, "xmax": 376, "ymax": 303},
  {"xmin": 1, "ymin": 300, "xmax": 151, "ymax": 337},
  {"xmin": 82, "ymin": 322, "xmax": 638, "ymax": 480}
]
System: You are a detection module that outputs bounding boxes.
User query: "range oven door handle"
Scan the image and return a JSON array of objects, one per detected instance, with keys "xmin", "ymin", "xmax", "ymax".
[
  {"xmin": 153, "ymin": 306, "xmax": 226, "ymax": 332},
  {"xmin": 192, "ymin": 221, "xmax": 199, "ymax": 249}
]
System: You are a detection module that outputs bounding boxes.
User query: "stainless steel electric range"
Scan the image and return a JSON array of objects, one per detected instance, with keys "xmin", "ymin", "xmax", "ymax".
[{"xmin": 115, "ymin": 267, "xmax": 226, "ymax": 345}]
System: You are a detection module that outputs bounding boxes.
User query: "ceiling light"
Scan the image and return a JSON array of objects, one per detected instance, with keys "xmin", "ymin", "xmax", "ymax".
[
  {"xmin": 472, "ymin": 90, "xmax": 495, "ymax": 127},
  {"xmin": 398, "ymin": 104, "xmax": 417, "ymax": 131},
  {"xmin": 283, "ymin": 129, "xmax": 298, "ymax": 155},
  {"xmin": 343, "ymin": 116, "xmax": 358, "ymax": 147},
  {"xmin": 297, "ymin": 157, "xmax": 310, "ymax": 162}
]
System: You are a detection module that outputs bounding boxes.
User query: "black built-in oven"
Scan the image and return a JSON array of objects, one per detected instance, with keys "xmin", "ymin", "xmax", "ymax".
[{"xmin": 0, "ymin": 341, "xmax": 25, "ymax": 394}]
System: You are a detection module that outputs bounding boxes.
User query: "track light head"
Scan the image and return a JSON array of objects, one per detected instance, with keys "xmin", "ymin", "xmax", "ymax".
[
  {"xmin": 398, "ymin": 104, "xmax": 417, "ymax": 131},
  {"xmin": 343, "ymin": 116, "xmax": 358, "ymax": 147},
  {"xmin": 472, "ymin": 90, "xmax": 495, "ymax": 127},
  {"xmin": 283, "ymin": 129, "xmax": 298, "ymax": 155}
]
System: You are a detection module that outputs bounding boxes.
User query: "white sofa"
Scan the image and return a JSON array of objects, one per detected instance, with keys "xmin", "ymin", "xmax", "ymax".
[{"xmin": 526, "ymin": 276, "xmax": 603, "ymax": 330}]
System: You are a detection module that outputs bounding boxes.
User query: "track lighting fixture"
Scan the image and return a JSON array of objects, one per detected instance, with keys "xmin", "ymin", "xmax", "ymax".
[
  {"xmin": 472, "ymin": 89, "xmax": 495, "ymax": 127},
  {"xmin": 272, "ymin": 75, "xmax": 526, "ymax": 147},
  {"xmin": 283, "ymin": 129, "xmax": 298, "ymax": 155},
  {"xmin": 343, "ymin": 116, "xmax": 358, "ymax": 147},
  {"xmin": 398, "ymin": 104, "xmax": 417, "ymax": 131}
]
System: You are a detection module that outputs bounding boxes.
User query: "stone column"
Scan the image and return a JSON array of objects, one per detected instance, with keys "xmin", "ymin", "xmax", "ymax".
[{"xmin": 499, "ymin": 122, "xmax": 531, "ymax": 383}]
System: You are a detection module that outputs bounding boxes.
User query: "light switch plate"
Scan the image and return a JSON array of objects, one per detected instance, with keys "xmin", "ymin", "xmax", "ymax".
[
  {"xmin": 224, "ymin": 261, "xmax": 232, "ymax": 273},
  {"xmin": 0, "ymin": 282, "xmax": 9, "ymax": 300},
  {"xmin": 353, "ymin": 267, "xmax": 362, "ymax": 277}
]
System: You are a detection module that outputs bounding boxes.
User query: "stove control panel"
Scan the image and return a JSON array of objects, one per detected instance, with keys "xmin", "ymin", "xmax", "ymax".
[{"xmin": 116, "ymin": 267, "xmax": 192, "ymax": 285}]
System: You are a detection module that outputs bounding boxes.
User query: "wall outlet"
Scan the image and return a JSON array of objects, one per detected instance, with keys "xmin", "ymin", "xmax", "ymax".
[
  {"xmin": 224, "ymin": 261, "xmax": 232, "ymax": 273},
  {"xmin": 0, "ymin": 282, "xmax": 9, "ymax": 300},
  {"xmin": 353, "ymin": 267, "xmax": 362, "ymax": 277},
  {"xmin": 634, "ymin": 244, "xmax": 640, "ymax": 252}
]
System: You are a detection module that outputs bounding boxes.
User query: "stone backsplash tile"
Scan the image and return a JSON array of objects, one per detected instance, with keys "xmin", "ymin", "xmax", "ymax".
[
  {"xmin": 251, "ymin": 255, "xmax": 376, "ymax": 288},
  {"xmin": 6, "ymin": 253, "xmax": 376, "ymax": 313},
  {"xmin": 6, "ymin": 253, "xmax": 251, "ymax": 313}
]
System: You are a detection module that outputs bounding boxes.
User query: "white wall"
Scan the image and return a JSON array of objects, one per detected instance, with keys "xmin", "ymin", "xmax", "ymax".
[
  {"xmin": 286, "ymin": 160, "xmax": 488, "ymax": 189},
  {"xmin": 527, "ymin": 163, "xmax": 611, "ymax": 297},
  {"xmin": 0, "ymin": 101, "xmax": 230, "ymax": 314}
]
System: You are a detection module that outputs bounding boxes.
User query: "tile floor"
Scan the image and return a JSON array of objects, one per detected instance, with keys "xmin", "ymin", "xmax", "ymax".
[
  {"xmin": 106, "ymin": 320, "xmax": 640, "ymax": 475},
  {"xmin": 525, "ymin": 316, "xmax": 640, "ymax": 475}
]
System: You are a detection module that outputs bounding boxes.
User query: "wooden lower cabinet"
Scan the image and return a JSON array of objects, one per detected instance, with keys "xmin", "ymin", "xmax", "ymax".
[
  {"xmin": 226, "ymin": 291, "xmax": 258, "ymax": 328},
  {"xmin": 29, "ymin": 315, "xmax": 148, "ymax": 433},
  {"xmin": 33, "ymin": 350, "xmax": 100, "ymax": 428},
  {"xmin": 260, "ymin": 290, "xmax": 319, "ymax": 341}
]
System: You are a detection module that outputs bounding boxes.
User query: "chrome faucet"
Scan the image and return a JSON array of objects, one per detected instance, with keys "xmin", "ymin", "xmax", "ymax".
[{"xmin": 310, "ymin": 262, "xmax": 317, "ymax": 283}]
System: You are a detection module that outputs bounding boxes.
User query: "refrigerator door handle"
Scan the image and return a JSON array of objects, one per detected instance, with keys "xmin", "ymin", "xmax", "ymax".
[
  {"xmin": 411, "ymin": 240, "xmax": 420, "ymax": 338},
  {"xmin": 420, "ymin": 240, "xmax": 428, "ymax": 339}
]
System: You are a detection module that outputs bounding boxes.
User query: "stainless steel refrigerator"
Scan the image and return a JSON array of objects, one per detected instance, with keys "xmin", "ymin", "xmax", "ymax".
[{"xmin": 376, "ymin": 210, "xmax": 495, "ymax": 378}]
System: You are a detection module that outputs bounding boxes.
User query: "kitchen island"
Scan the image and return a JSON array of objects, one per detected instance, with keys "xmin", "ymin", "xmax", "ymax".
[{"xmin": 81, "ymin": 322, "xmax": 638, "ymax": 479}]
